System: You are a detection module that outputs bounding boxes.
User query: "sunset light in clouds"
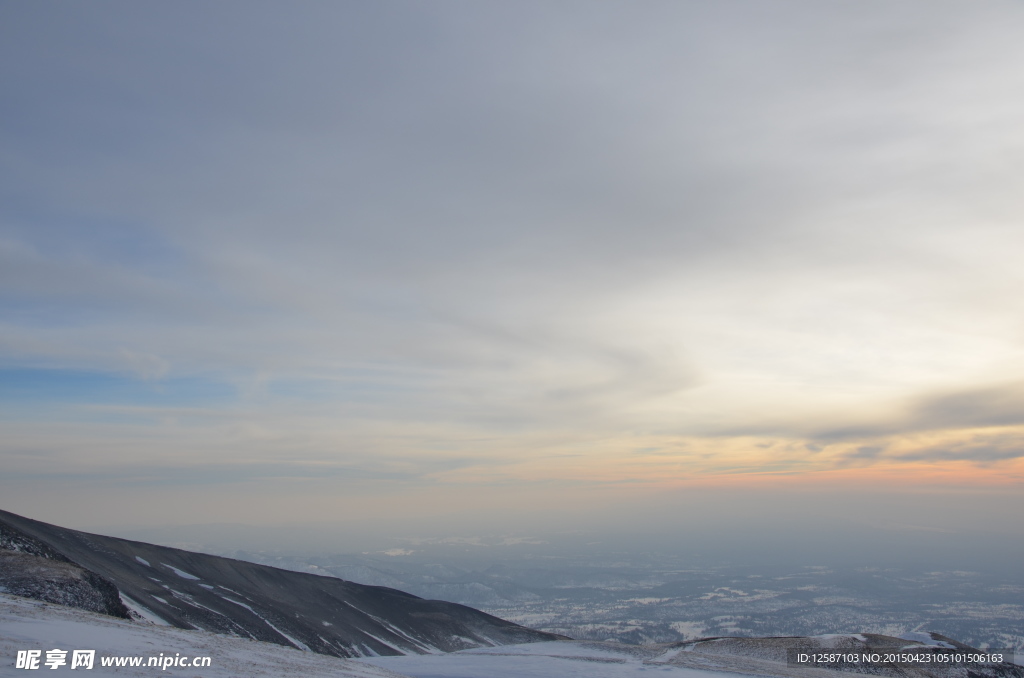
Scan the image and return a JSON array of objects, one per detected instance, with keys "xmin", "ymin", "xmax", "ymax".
[{"xmin": 2, "ymin": 1, "xmax": 1024, "ymax": 540}]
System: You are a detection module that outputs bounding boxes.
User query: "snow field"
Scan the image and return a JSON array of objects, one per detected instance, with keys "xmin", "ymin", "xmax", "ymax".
[{"xmin": 0, "ymin": 593, "xmax": 404, "ymax": 678}]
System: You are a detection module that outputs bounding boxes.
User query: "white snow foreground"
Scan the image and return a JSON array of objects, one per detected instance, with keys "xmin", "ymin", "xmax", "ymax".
[
  {"xmin": 0, "ymin": 593, "xmax": 406, "ymax": 677},
  {"xmin": 2, "ymin": 591, "xmax": 803, "ymax": 678},
  {"xmin": 363, "ymin": 641, "xmax": 759, "ymax": 678},
  {"xmin": 0, "ymin": 591, "xmax": 766, "ymax": 678}
]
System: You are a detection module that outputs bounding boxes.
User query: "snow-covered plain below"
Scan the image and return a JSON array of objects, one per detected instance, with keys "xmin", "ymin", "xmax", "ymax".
[{"xmin": 231, "ymin": 548, "xmax": 1024, "ymax": 651}]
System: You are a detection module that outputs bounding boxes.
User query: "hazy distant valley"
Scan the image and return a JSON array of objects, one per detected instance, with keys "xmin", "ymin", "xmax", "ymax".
[
  {"xmin": 214, "ymin": 542, "xmax": 1024, "ymax": 653},
  {"xmin": 5, "ymin": 510, "xmax": 1023, "ymax": 678}
]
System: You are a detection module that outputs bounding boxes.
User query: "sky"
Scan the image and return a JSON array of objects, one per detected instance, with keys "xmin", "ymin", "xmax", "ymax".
[{"xmin": 2, "ymin": 1, "xmax": 1024, "ymax": 552}]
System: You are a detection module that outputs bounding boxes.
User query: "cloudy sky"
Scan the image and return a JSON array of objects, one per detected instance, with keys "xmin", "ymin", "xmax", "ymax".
[{"xmin": 3, "ymin": 1, "xmax": 1024, "ymax": 541}]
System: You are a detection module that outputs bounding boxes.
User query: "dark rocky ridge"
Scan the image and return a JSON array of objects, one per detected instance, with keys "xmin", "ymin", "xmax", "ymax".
[
  {"xmin": 0, "ymin": 520, "xmax": 130, "ymax": 618},
  {"xmin": 0, "ymin": 509, "xmax": 565, "ymax": 658}
]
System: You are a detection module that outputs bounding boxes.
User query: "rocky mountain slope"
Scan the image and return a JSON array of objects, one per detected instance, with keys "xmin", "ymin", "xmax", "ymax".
[
  {"xmin": 0, "ymin": 509, "xmax": 563, "ymax": 658},
  {"xmin": 0, "ymin": 521, "xmax": 127, "ymax": 619},
  {"xmin": 0, "ymin": 592, "xmax": 406, "ymax": 678}
]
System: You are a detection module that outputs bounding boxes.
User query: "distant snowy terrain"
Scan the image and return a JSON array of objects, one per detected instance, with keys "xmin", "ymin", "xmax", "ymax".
[{"xmin": 226, "ymin": 546, "xmax": 1024, "ymax": 651}]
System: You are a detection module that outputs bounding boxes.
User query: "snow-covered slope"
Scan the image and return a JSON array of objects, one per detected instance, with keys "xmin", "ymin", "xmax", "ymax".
[
  {"xmin": 0, "ymin": 596, "xmax": 777, "ymax": 678},
  {"xmin": 0, "ymin": 593, "xmax": 406, "ymax": 678},
  {"xmin": 0, "ymin": 509, "xmax": 563, "ymax": 658}
]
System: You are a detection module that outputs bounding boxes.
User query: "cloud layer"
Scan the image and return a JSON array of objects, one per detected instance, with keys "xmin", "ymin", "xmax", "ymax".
[{"xmin": 3, "ymin": 1, "xmax": 1024, "ymax": 530}]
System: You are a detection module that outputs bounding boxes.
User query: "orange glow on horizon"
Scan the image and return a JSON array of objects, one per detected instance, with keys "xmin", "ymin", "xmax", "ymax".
[{"xmin": 430, "ymin": 425, "xmax": 1024, "ymax": 491}]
